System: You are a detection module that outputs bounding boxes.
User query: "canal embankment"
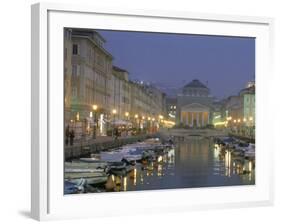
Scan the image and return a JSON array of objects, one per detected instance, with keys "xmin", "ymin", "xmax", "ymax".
[{"xmin": 65, "ymin": 134, "xmax": 160, "ymax": 161}]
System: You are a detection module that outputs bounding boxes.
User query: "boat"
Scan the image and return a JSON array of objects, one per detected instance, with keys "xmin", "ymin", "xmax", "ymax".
[
  {"xmin": 244, "ymin": 144, "xmax": 255, "ymax": 159},
  {"xmin": 100, "ymin": 150, "xmax": 128, "ymax": 162},
  {"xmin": 78, "ymin": 158, "xmax": 108, "ymax": 167},
  {"xmin": 65, "ymin": 172, "xmax": 108, "ymax": 185},
  {"xmin": 64, "ymin": 180, "xmax": 85, "ymax": 194},
  {"xmin": 107, "ymin": 159, "xmax": 135, "ymax": 176},
  {"xmin": 65, "ymin": 161, "xmax": 108, "ymax": 170}
]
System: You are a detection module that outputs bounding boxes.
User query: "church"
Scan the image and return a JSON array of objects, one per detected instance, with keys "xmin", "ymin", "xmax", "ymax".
[{"xmin": 176, "ymin": 79, "xmax": 214, "ymax": 127}]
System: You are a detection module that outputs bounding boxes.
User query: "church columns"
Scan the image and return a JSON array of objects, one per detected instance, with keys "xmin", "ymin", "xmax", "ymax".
[{"xmin": 180, "ymin": 110, "xmax": 210, "ymax": 127}]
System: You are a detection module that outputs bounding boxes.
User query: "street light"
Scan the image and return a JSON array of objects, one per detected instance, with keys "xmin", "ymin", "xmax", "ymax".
[
  {"xmin": 112, "ymin": 109, "xmax": 117, "ymax": 137},
  {"xmin": 92, "ymin": 104, "xmax": 98, "ymax": 139},
  {"xmin": 125, "ymin": 112, "xmax": 129, "ymax": 120}
]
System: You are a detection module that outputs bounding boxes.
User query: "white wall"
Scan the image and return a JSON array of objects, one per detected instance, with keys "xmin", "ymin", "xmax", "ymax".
[{"xmin": 0, "ymin": 0, "xmax": 280, "ymax": 223}]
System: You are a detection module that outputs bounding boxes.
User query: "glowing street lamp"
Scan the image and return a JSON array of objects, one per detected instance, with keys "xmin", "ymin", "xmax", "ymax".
[
  {"xmin": 93, "ymin": 104, "xmax": 98, "ymax": 111},
  {"xmin": 125, "ymin": 112, "xmax": 129, "ymax": 118},
  {"xmin": 111, "ymin": 109, "xmax": 117, "ymax": 137},
  {"xmin": 92, "ymin": 104, "xmax": 98, "ymax": 139}
]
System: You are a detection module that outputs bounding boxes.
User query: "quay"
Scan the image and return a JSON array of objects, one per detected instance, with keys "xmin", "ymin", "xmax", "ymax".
[{"xmin": 65, "ymin": 134, "xmax": 158, "ymax": 161}]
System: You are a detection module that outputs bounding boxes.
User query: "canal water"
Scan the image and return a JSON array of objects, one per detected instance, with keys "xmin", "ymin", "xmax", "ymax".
[{"xmin": 88, "ymin": 138, "xmax": 255, "ymax": 193}]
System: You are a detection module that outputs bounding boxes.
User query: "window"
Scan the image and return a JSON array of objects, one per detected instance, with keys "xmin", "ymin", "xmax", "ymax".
[{"xmin": 72, "ymin": 44, "xmax": 78, "ymax": 55}]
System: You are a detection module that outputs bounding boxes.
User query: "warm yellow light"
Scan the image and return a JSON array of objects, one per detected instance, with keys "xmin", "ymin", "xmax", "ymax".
[
  {"xmin": 76, "ymin": 112, "xmax": 80, "ymax": 121},
  {"xmin": 152, "ymin": 118, "xmax": 155, "ymax": 121},
  {"xmin": 249, "ymin": 117, "xmax": 253, "ymax": 121},
  {"xmin": 229, "ymin": 116, "xmax": 232, "ymax": 120},
  {"xmin": 214, "ymin": 121, "xmax": 227, "ymax": 126},
  {"xmin": 234, "ymin": 120, "xmax": 237, "ymax": 123},
  {"xmin": 134, "ymin": 114, "xmax": 138, "ymax": 118},
  {"xmin": 238, "ymin": 119, "xmax": 241, "ymax": 123},
  {"xmin": 148, "ymin": 117, "xmax": 151, "ymax": 120},
  {"xmin": 125, "ymin": 112, "xmax": 129, "ymax": 117},
  {"xmin": 112, "ymin": 109, "xmax": 117, "ymax": 114},
  {"xmin": 70, "ymin": 119, "xmax": 74, "ymax": 123},
  {"xmin": 142, "ymin": 116, "xmax": 145, "ymax": 120},
  {"xmin": 243, "ymin": 118, "xmax": 247, "ymax": 122},
  {"xmin": 89, "ymin": 111, "xmax": 93, "ymax": 118},
  {"xmin": 159, "ymin": 115, "xmax": 164, "ymax": 120},
  {"xmin": 93, "ymin": 104, "xmax": 98, "ymax": 111}
]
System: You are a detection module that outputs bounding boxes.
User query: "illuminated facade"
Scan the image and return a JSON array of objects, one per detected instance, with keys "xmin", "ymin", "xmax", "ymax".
[
  {"xmin": 176, "ymin": 79, "xmax": 214, "ymax": 127},
  {"xmin": 64, "ymin": 28, "xmax": 167, "ymax": 138}
]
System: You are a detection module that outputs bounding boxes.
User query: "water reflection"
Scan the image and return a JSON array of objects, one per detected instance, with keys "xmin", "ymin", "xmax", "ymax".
[{"xmin": 90, "ymin": 138, "xmax": 255, "ymax": 193}]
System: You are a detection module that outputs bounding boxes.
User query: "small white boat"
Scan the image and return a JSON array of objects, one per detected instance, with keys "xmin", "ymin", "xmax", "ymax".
[
  {"xmin": 65, "ymin": 172, "xmax": 108, "ymax": 185},
  {"xmin": 65, "ymin": 168, "xmax": 105, "ymax": 173},
  {"xmin": 79, "ymin": 158, "xmax": 108, "ymax": 167},
  {"xmin": 100, "ymin": 151, "xmax": 125, "ymax": 162},
  {"xmin": 66, "ymin": 161, "xmax": 107, "ymax": 169}
]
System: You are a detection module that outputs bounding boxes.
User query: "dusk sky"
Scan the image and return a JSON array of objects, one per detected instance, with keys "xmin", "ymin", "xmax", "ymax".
[{"xmin": 99, "ymin": 30, "xmax": 255, "ymax": 99}]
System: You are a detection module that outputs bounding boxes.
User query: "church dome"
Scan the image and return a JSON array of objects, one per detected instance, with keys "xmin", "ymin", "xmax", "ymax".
[
  {"xmin": 184, "ymin": 79, "xmax": 208, "ymax": 89},
  {"xmin": 183, "ymin": 79, "xmax": 210, "ymax": 96}
]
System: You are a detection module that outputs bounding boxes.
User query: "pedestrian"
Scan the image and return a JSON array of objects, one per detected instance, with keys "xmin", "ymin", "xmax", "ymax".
[
  {"xmin": 65, "ymin": 125, "xmax": 70, "ymax": 145},
  {"xmin": 70, "ymin": 130, "xmax": 75, "ymax": 146}
]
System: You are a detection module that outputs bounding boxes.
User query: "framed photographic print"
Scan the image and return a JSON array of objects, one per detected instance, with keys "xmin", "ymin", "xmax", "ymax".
[{"xmin": 31, "ymin": 2, "xmax": 274, "ymax": 221}]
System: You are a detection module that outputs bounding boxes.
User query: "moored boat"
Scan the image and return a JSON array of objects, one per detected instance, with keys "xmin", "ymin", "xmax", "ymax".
[{"xmin": 65, "ymin": 172, "xmax": 108, "ymax": 185}]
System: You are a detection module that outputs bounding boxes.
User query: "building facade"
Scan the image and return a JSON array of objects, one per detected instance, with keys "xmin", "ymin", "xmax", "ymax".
[
  {"xmin": 64, "ymin": 28, "xmax": 168, "ymax": 139},
  {"xmin": 176, "ymin": 79, "xmax": 213, "ymax": 127},
  {"xmin": 65, "ymin": 29, "xmax": 114, "ymax": 138}
]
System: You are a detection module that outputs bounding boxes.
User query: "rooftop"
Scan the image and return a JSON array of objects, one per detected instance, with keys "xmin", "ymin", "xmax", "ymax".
[{"xmin": 184, "ymin": 79, "xmax": 208, "ymax": 89}]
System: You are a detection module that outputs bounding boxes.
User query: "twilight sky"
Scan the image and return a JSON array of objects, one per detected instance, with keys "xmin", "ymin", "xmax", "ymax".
[{"xmin": 99, "ymin": 30, "xmax": 255, "ymax": 99}]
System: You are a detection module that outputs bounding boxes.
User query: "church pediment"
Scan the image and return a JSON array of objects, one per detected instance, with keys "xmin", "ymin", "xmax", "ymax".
[{"xmin": 181, "ymin": 103, "xmax": 210, "ymax": 112}]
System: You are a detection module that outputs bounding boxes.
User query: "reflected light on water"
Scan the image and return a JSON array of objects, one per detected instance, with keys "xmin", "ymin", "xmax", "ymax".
[
  {"xmin": 123, "ymin": 177, "xmax": 127, "ymax": 191},
  {"xmin": 225, "ymin": 150, "xmax": 231, "ymax": 177},
  {"xmin": 157, "ymin": 164, "xmax": 163, "ymax": 176},
  {"xmin": 133, "ymin": 168, "xmax": 137, "ymax": 185},
  {"xmin": 249, "ymin": 161, "xmax": 252, "ymax": 172}
]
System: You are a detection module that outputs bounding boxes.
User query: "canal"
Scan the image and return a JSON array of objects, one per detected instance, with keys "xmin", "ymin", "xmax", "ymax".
[{"xmin": 87, "ymin": 137, "xmax": 255, "ymax": 193}]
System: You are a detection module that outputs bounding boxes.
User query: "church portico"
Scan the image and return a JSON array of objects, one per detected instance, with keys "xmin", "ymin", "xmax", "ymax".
[{"xmin": 180, "ymin": 103, "xmax": 210, "ymax": 127}]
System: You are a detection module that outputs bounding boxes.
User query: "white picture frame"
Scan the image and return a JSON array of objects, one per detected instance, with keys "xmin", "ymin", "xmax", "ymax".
[{"xmin": 31, "ymin": 2, "xmax": 274, "ymax": 221}]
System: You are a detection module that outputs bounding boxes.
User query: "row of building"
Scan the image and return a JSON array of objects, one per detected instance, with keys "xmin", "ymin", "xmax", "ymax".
[
  {"xmin": 165, "ymin": 79, "xmax": 255, "ymax": 134},
  {"xmin": 64, "ymin": 29, "xmax": 167, "ymax": 138}
]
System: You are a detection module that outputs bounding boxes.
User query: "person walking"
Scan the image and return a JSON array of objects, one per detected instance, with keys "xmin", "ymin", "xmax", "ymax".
[
  {"xmin": 70, "ymin": 130, "xmax": 75, "ymax": 146},
  {"xmin": 65, "ymin": 125, "xmax": 70, "ymax": 145}
]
